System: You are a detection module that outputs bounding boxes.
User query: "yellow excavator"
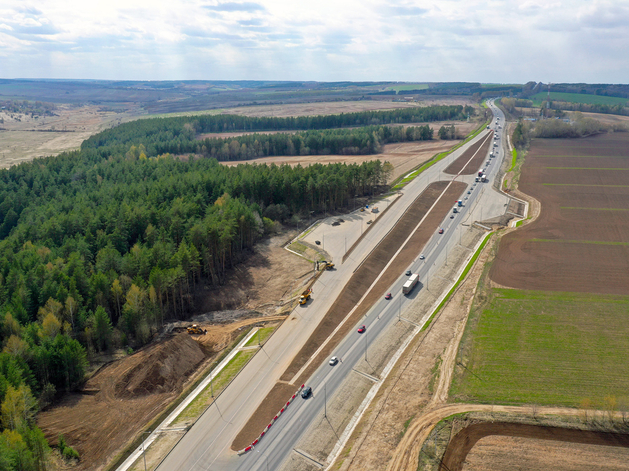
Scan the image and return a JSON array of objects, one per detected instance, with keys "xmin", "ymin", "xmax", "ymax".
[{"xmin": 187, "ymin": 324, "xmax": 207, "ymax": 335}]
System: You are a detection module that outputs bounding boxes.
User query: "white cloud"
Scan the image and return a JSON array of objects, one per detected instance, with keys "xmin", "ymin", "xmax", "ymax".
[{"xmin": 0, "ymin": 0, "xmax": 628, "ymax": 82}]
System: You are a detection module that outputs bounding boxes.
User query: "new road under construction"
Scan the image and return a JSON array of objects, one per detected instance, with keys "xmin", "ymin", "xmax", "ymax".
[{"xmin": 143, "ymin": 102, "xmax": 515, "ymax": 471}]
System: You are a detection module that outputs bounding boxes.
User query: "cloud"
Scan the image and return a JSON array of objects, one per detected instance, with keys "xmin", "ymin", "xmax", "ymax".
[{"xmin": 203, "ymin": 2, "xmax": 266, "ymax": 12}]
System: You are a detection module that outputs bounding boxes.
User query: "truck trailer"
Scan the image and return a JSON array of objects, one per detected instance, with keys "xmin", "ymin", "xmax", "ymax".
[{"xmin": 402, "ymin": 274, "xmax": 419, "ymax": 295}]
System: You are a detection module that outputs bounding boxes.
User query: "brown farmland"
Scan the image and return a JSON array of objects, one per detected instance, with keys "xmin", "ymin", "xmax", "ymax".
[
  {"xmin": 442, "ymin": 421, "xmax": 629, "ymax": 471},
  {"xmin": 491, "ymin": 133, "xmax": 629, "ymax": 294},
  {"xmin": 444, "ymin": 130, "xmax": 493, "ymax": 175},
  {"xmin": 232, "ymin": 180, "xmax": 466, "ymax": 450}
]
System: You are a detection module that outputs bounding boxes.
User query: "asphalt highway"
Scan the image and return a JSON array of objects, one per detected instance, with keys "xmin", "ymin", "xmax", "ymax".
[{"xmin": 155, "ymin": 102, "xmax": 507, "ymax": 471}]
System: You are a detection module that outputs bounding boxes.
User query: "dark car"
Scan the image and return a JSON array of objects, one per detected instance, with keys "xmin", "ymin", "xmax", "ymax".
[
  {"xmin": 315, "ymin": 240, "xmax": 321, "ymax": 245},
  {"xmin": 357, "ymin": 325, "xmax": 366, "ymax": 333},
  {"xmin": 406, "ymin": 269, "xmax": 412, "ymax": 276},
  {"xmin": 385, "ymin": 293, "xmax": 392, "ymax": 300},
  {"xmin": 301, "ymin": 386, "xmax": 312, "ymax": 399}
]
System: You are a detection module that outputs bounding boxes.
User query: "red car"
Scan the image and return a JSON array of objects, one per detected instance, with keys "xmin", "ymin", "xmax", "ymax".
[
  {"xmin": 438, "ymin": 228, "xmax": 444, "ymax": 234},
  {"xmin": 357, "ymin": 325, "xmax": 366, "ymax": 333},
  {"xmin": 385, "ymin": 293, "xmax": 392, "ymax": 300}
]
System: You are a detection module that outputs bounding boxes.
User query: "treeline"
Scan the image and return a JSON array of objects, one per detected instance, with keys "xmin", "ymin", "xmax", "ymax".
[
  {"xmin": 0, "ymin": 151, "xmax": 389, "ymax": 440},
  {"xmin": 81, "ymin": 105, "xmax": 473, "ymax": 159},
  {"xmin": 196, "ymin": 125, "xmax": 434, "ymax": 161}
]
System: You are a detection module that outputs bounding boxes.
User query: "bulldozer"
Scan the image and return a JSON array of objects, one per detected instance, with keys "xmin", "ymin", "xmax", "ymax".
[{"xmin": 187, "ymin": 324, "xmax": 207, "ymax": 335}]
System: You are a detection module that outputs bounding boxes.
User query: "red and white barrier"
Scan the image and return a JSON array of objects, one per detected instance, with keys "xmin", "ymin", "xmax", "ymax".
[{"xmin": 237, "ymin": 384, "xmax": 305, "ymax": 455}]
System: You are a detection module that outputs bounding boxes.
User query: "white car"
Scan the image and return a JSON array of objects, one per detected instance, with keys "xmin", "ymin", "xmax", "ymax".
[
  {"xmin": 419, "ymin": 254, "xmax": 425, "ymax": 260},
  {"xmin": 329, "ymin": 357, "xmax": 339, "ymax": 366}
]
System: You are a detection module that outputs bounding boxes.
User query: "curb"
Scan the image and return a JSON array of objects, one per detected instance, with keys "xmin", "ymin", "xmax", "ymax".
[{"xmin": 237, "ymin": 384, "xmax": 305, "ymax": 455}]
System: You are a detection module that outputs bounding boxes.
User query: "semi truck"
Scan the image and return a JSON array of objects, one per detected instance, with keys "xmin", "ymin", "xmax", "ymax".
[
  {"xmin": 299, "ymin": 288, "xmax": 312, "ymax": 305},
  {"xmin": 402, "ymin": 274, "xmax": 419, "ymax": 295}
]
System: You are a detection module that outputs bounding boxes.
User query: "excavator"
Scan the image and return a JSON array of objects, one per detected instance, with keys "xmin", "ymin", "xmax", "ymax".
[{"xmin": 187, "ymin": 324, "xmax": 207, "ymax": 335}]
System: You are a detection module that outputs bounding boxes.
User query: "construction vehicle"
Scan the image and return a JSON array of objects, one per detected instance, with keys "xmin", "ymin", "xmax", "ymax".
[
  {"xmin": 402, "ymin": 274, "xmax": 419, "ymax": 295},
  {"xmin": 319, "ymin": 260, "xmax": 335, "ymax": 270},
  {"xmin": 187, "ymin": 324, "xmax": 207, "ymax": 335},
  {"xmin": 300, "ymin": 288, "xmax": 312, "ymax": 305}
]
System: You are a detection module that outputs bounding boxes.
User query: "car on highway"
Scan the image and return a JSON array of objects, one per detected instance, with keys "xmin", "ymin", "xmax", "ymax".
[
  {"xmin": 439, "ymin": 228, "xmax": 444, "ymax": 234},
  {"xmin": 357, "ymin": 325, "xmax": 366, "ymax": 333},
  {"xmin": 450, "ymin": 214, "xmax": 455, "ymax": 219},
  {"xmin": 385, "ymin": 293, "xmax": 392, "ymax": 300},
  {"xmin": 419, "ymin": 254, "xmax": 425, "ymax": 260},
  {"xmin": 301, "ymin": 386, "xmax": 312, "ymax": 399},
  {"xmin": 329, "ymin": 357, "xmax": 339, "ymax": 366},
  {"xmin": 406, "ymin": 269, "xmax": 412, "ymax": 276},
  {"xmin": 315, "ymin": 240, "xmax": 321, "ymax": 245}
]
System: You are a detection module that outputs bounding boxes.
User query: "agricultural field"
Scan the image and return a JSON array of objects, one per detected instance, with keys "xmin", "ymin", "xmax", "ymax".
[
  {"xmin": 491, "ymin": 133, "xmax": 629, "ymax": 294},
  {"xmin": 530, "ymin": 92, "xmax": 628, "ymax": 107},
  {"xmin": 385, "ymin": 84, "xmax": 430, "ymax": 92},
  {"xmin": 451, "ymin": 288, "xmax": 629, "ymax": 408}
]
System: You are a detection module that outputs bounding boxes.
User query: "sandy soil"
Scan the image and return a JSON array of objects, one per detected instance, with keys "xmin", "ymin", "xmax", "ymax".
[
  {"xmin": 0, "ymin": 104, "xmax": 142, "ymax": 168},
  {"xmin": 232, "ymin": 180, "xmax": 466, "ymax": 451},
  {"xmin": 490, "ymin": 133, "xmax": 629, "ymax": 294},
  {"xmin": 220, "ymin": 99, "xmax": 476, "ymax": 119}
]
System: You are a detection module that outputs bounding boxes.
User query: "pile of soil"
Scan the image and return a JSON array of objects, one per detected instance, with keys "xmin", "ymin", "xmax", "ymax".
[
  {"xmin": 114, "ymin": 334, "xmax": 206, "ymax": 398},
  {"xmin": 38, "ymin": 333, "xmax": 207, "ymax": 470}
]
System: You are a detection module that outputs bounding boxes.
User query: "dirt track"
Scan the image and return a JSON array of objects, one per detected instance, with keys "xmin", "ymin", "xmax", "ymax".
[
  {"xmin": 442, "ymin": 421, "xmax": 629, "ymax": 471},
  {"xmin": 490, "ymin": 133, "xmax": 629, "ymax": 294},
  {"xmin": 232, "ymin": 180, "xmax": 466, "ymax": 451}
]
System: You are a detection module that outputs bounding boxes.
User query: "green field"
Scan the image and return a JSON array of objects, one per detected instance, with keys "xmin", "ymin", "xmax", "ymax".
[
  {"xmin": 244, "ymin": 326, "xmax": 277, "ymax": 347},
  {"xmin": 530, "ymin": 92, "xmax": 628, "ymax": 107},
  {"xmin": 451, "ymin": 288, "xmax": 629, "ymax": 408},
  {"xmin": 173, "ymin": 349, "xmax": 256, "ymax": 423},
  {"xmin": 386, "ymin": 84, "xmax": 429, "ymax": 92}
]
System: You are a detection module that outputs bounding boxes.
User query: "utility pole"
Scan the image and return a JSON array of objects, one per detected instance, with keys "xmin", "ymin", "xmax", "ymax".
[
  {"xmin": 324, "ymin": 382, "xmax": 327, "ymax": 418},
  {"xmin": 258, "ymin": 327, "xmax": 261, "ymax": 346},
  {"xmin": 398, "ymin": 295, "xmax": 401, "ymax": 322}
]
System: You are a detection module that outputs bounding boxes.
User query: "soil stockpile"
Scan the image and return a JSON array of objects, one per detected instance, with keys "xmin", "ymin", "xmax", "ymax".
[
  {"xmin": 444, "ymin": 131, "xmax": 493, "ymax": 175},
  {"xmin": 490, "ymin": 133, "xmax": 629, "ymax": 294},
  {"xmin": 38, "ymin": 334, "xmax": 207, "ymax": 470},
  {"xmin": 442, "ymin": 421, "xmax": 629, "ymax": 471},
  {"xmin": 232, "ymin": 180, "xmax": 466, "ymax": 451}
]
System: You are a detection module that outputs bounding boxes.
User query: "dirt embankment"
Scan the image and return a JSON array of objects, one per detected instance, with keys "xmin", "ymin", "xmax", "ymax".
[
  {"xmin": 232, "ymin": 180, "xmax": 466, "ymax": 451},
  {"xmin": 38, "ymin": 334, "xmax": 206, "ymax": 470}
]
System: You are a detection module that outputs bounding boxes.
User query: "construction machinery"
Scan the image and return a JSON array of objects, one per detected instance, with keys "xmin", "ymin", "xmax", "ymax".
[
  {"xmin": 299, "ymin": 288, "xmax": 312, "ymax": 305},
  {"xmin": 187, "ymin": 324, "xmax": 207, "ymax": 335},
  {"xmin": 320, "ymin": 260, "xmax": 335, "ymax": 270}
]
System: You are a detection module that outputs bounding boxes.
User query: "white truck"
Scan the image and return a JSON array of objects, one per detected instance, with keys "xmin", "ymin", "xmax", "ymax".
[
  {"xmin": 402, "ymin": 274, "xmax": 419, "ymax": 295},
  {"xmin": 481, "ymin": 174, "xmax": 488, "ymax": 182}
]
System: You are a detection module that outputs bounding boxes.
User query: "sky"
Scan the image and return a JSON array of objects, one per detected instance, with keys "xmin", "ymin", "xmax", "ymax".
[{"xmin": 1, "ymin": 0, "xmax": 628, "ymax": 83}]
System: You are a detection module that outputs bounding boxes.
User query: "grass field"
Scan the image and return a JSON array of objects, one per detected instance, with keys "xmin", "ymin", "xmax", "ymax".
[
  {"xmin": 386, "ymin": 84, "xmax": 429, "ymax": 92},
  {"xmin": 530, "ymin": 92, "xmax": 628, "ymax": 107},
  {"xmin": 451, "ymin": 288, "xmax": 629, "ymax": 409},
  {"xmin": 173, "ymin": 349, "xmax": 256, "ymax": 423},
  {"xmin": 244, "ymin": 326, "xmax": 276, "ymax": 347}
]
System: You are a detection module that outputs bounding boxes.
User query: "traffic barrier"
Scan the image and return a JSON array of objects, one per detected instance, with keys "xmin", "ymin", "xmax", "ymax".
[{"xmin": 237, "ymin": 384, "xmax": 305, "ymax": 455}]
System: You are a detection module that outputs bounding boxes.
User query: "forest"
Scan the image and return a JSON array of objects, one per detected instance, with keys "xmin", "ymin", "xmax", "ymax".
[{"xmin": 0, "ymin": 105, "xmax": 470, "ymax": 466}]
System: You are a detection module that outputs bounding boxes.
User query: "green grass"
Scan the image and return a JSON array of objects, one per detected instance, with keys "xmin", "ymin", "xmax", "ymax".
[
  {"xmin": 244, "ymin": 326, "xmax": 276, "ymax": 347},
  {"xmin": 509, "ymin": 149, "xmax": 518, "ymax": 172},
  {"xmin": 451, "ymin": 288, "xmax": 629, "ymax": 408},
  {"xmin": 421, "ymin": 233, "xmax": 492, "ymax": 331},
  {"xmin": 561, "ymin": 207, "xmax": 629, "ymax": 211},
  {"xmin": 174, "ymin": 350, "xmax": 256, "ymax": 424},
  {"xmin": 531, "ymin": 238, "xmax": 629, "ymax": 246},
  {"xmin": 515, "ymin": 219, "xmax": 524, "ymax": 228},
  {"xmin": 386, "ymin": 84, "xmax": 429, "ymax": 92},
  {"xmin": 530, "ymin": 92, "xmax": 628, "ymax": 107},
  {"xmin": 545, "ymin": 167, "xmax": 629, "ymax": 170}
]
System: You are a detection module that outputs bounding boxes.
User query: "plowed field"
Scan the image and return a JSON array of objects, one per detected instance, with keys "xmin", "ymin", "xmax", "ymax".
[
  {"xmin": 442, "ymin": 421, "xmax": 629, "ymax": 471},
  {"xmin": 490, "ymin": 133, "xmax": 629, "ymax": 294}
]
